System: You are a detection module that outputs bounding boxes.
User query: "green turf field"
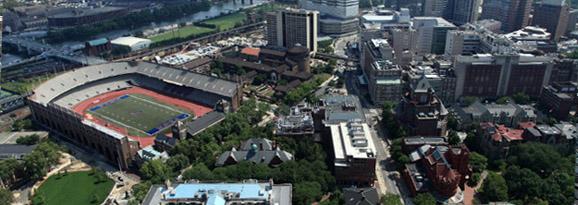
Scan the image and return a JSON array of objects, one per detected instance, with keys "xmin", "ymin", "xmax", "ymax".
[
  {"xmin": 32, "ymin": 171, "xmax": 114, "ymax": 205},
  {"xmin": 149, "ymin": 12, "xmax": 247, "ymax": 43},
  {"xmin": 87, "ymin": 94, "xmax": 190, "ymax": 135},
  {"xmin": 149, "ymin": 25, "xmax": 214, "ymax": 43},
  {"xmin": 204, "ymin": 12, "xmax": 247, "ymax": 30}
]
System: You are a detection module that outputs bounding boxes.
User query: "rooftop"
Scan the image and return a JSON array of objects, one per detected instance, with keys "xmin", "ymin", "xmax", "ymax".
[
  {"xmin": 0, "ymin": 144, "xmax": 37, "ymax": 155},
  {"xmin": 143, "ymin": 181, "xmax": 292, "ymax": 205},
  {"xmin": 330, "ymin": 120, "xmax": 376, "ymax": 164},
  {"xmin": 322, "ymin": 95, "xmax": 365, "ymax": 124},
  {"xmin": 87, "ymin": 38, "xmax": 109, "ymax": 47},
  {"xmin": 241, "ymin": 47, "xmax": 261, "ymax": 57},
  {"xmin": 31, "ymin": 61, "xmax": 239, "ymax": 106},
  {"xmin": 49, "ymin": 6, "xmax": 125, "ymax": 18},
  {"xmin": 343, "ymin": 187, "xmax": 380, "ymax": 205},
  {"xmin": 111, "ymin": 36, "xmax": 152, "ymax": 47}
]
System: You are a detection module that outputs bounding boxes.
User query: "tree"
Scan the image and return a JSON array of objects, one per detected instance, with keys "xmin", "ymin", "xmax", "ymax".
[
  {"xmin": 23, "ymin": 142, "xmax": 61, "ymax": 180},
  {"xmin": 462, "ymin": 96, "xmax": 478, "ymax": 106},
  {"xmin": 182, "ymin": 163, "xmax": 214, "ymax": 181},
  {"xmin": 464, "ymin": 129, "xmax": 481, "ymax": 153},
  {"xmin": 511, "ymin": 92, "xmax": 530, "ymax": 104},
  {"xmin": 496, "ymin": 96, "xmax": 510, "ymax": 104},
  {"xmin": 139, "ymin": 159, "xmax": 171, "ymax": 184},
  {"xmin": 467, "ymin": 172, "xmax": 481, "ymax": 187},
  {"xmin": 0, "ymin": 159, "xmax": 20, "ymax": 188},
  {"xmin": 131, "ymin": 181, "xmax": 152, "ymax": 203},
  {"xmin": 447, "ymin": 131, "xmax": 461, "ymax": 145},
  {"xmin": 503, "ymin": 166, "xmax": 543, "ymax": 201},
  {"xmin": 506, "ymin": 143, "xmax": 572, "ymax": 177},
  {"xmin": 293, "ymin": 182, "xmax": 322, "ymax": 205},
  {"xmin": 481, "ymin": 172, "xmax": 508, "ymax": 202},
  {"xmin": 16, "ymin": 134, "xmax": 40, "ymax": 145},
  {"xmin": 0, "ymin": 188, "xmax": 12, "ymax": 205},
  {"xmin": 166, "ymin": 154, "xmax": 190, "ymax": 174},
  {"xmin": 469, "ymin": 152, "xmax": 488, "ymax": 173},
  {"xmin": 252, "ymin": 74, "xmax": 267, "ymax": 85},
  {"xmin": 447, "ymin": 113, "xmax": 459, "ymax": 130},
  {"xmin": 413, "ymin": 193, "xmax": 436, "ymax": 205},
  {"xmin": 381, "ymin": 193, "xmax": 402, "ymax": 205},
  {"xmin": 542, "ymin": 171, "xmax": 573, "ymax": 205},
  {"xmin": 12, "ymin": 119, "xmax": 32, "ymax": 131}
]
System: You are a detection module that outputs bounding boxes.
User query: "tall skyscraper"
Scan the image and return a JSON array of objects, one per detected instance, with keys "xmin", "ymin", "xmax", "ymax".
[
  {"xmin": 451, "ymin": 0, "xmax": 481, "ymax": 25},
  {"xmin": 266, "ymin": 8, "xmax": 319, "ymax": 53},
  {"xmin": 412, "ymin": 17, "xmax": 457, "ymax": 55},
  {"xmin": 567, "ymin": 9, "xmax": 578, "ymax": 34},
  {"xmin": 533, "ymin": 0, "xmax": 570, "ymax": 41},
  {"xmin": 299, "ymin": 0, "xmax": 358, "ymax": 35},
  {"xmin": 422, "ymin": 0, "xmax": 452, "ymax": 17},
  {"xmin": 481, "ymin": 0, "xmax": 532, "ymax": 32},
  {"xmin": 422, "ymin": 0, "xmax": 481, "ymax": 26}
]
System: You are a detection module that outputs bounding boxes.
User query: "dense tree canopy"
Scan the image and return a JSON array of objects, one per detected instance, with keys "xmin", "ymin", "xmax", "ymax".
[
  {"xmin": 381, "ymin": 101, "xmax": 406, "ymax": 139},
  {"xmin": 511, "ymin": 92, "xmax": 530, "ymax": 105},
  {"xmin": 139, "ymin": 160, "xmax": 171, "ymax": 184},
  {"xmin": 481, "ymin": 172, "xmax": 509, "ymax": 202},
  {"xmin": 469, "ymin": 152, "xmax": 488, "ymax": 173},
  {"xmin": 161, "ymin": 99, "xmax": 335, "ymax": 204},
  {"xmin": 506, "ymin": 143, "xmax": 572, "ymax": 177},
  {"xmin": 413, "ymin": 193, "xmax": 436, "ymax": 205},
  {"xmin": 381, "ymin": 193, "xmax": 403, "ymax": 205},
  {"xmin": 16, "ymin": 134, "xmax": 40, "ymax": 145},
  {"xmin": 0, "ymin": 188, "xmax": 12, "ymax": 205}
]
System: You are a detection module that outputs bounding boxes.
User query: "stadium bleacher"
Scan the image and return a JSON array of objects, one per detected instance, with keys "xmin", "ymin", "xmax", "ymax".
[{"xmin": 31, "ymin": 62, "xmax": 239, "ymax": 109}]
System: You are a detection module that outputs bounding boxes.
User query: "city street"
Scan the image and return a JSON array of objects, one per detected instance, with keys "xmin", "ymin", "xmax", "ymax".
[{"xmin": 343, "ymin": 67, "xmax": 414, "ymax": 204}]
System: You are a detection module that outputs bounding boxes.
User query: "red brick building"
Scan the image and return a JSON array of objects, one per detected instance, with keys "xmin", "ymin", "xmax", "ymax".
[
  {"xmin": 398, "ymin": 75, "xmax": 449, "ymax": 137},
  {"xmin": 539, "ymin": 81, "xmax": 578, "ymax": 120},
  {"xmin": 402, "ymin": 144, "xmax": 471, "ymax": 199}
]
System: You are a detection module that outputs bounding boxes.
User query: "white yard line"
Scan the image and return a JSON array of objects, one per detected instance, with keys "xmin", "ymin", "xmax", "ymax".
[
  {"xmin": 89, "ymin": 111, "xmax": 149, "ymax": 136},
  {"xmin": 129, "ymin": 95, "xmax": 184, "ymax": 114}
]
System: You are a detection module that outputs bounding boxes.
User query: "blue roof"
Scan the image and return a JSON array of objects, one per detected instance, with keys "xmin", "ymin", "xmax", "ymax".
[
  {"xmin": 207, "ymin": 194, "xmax": 226, "ymax": 205},
  {"xmin": 87, "ymin": 38, "xmax": 108, "ymax": 46},
  {"xmin": 165, "ymin": 183, "xmax": 268, "ymax": 200}
]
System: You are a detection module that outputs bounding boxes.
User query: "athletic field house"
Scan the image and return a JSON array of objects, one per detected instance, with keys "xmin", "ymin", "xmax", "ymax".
[{"xmin": 28, "ymin": 61, "xmax": 241, "ymax": 169}]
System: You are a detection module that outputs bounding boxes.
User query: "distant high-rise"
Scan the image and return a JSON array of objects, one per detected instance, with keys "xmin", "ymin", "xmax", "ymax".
[
  {"xmin": 533, "ymin": 0, "xmax": 570, "ymax": 41},
  {"xmin": 422, "ymin": 0, "xmax": 481, "ymax": 25},
  {"xmin": 422, "ymin": 0, "xmax": 452, "ymax": 17},
  {"xmin": 451, "ymin": 0, "xmax": 481, "ymax": 25},
  {"xmin": 266, "ymin": 8, "xmax": 318, "ymax": 53},
  {"xmin": 567, "ymin": 9, "xmax": 578, "ymax": 34},
  {"xmin": 412, "ymin": 17, "xmax": 457, "ymax": 55},
  {"xmin": 299, "ymin": 0, "xmax": 358, "ymax": 35},
  {"xmin": 481, "ymin": 0, "xmax": 532, "ymax": 32}
]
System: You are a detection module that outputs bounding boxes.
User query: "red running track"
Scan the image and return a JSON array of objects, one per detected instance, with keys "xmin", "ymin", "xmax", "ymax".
[{"xmin": 73, "ymin": 86, "xmax": 212, "ymax": 147}]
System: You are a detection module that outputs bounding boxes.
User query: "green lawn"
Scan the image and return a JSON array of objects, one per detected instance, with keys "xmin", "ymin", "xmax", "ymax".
[
  {"xmin": 149, "ymin": 12, "xmax": 247, "ymax": 43},
  {"xmin": 32, "ymin": 171, "xmax": 114, "ymax": 205},
  {"xmin": 88, "ymin": 94, "xmax": 190, "ymax": 135},
  {"xmin": 149, "ymin": 25, "xmax": 214, "ymax": 43},
  {"xmin": 204, "ymin": 12, "xmax": 247, "ymax": 30}
]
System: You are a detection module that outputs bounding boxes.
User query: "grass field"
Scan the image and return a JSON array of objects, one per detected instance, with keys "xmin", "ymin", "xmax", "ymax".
[
  {"xmin": 149, "ymin": 11, "xmax": 247, "ymax": 43},
  {"xmin": 32, "ymin": 171, "xmax": 114, "ymax": 205},
  {"xmin": 149, "ymin": 25, "xmax": 214, "ymax": 43},
  {"xmin": 204, "ymin": 12, "xmax": 247, "ymax": 30},
  {"xmin": 88, "ymin": 94, "xmax": 191, "ymax": 135}
]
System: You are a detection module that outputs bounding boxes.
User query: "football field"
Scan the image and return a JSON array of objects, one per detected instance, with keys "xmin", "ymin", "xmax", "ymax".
[{"xmin": 87, "ymin": 94, "xmax": 191, "ymax": 135}]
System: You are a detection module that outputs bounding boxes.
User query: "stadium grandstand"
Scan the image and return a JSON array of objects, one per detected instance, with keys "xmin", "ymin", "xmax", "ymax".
[{"xmin": 28, "ymin": 61, "xmax": 241, "ymax": 169}]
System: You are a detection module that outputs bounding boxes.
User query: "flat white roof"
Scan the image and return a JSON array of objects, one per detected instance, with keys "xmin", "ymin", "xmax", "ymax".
[
  {"xmin": 111, "ymin": 36, "xmax": 152, "ymax": 47},
  {"xmin": 330, "ymin": 120, "xmax": 376, "ymax": 166}
]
